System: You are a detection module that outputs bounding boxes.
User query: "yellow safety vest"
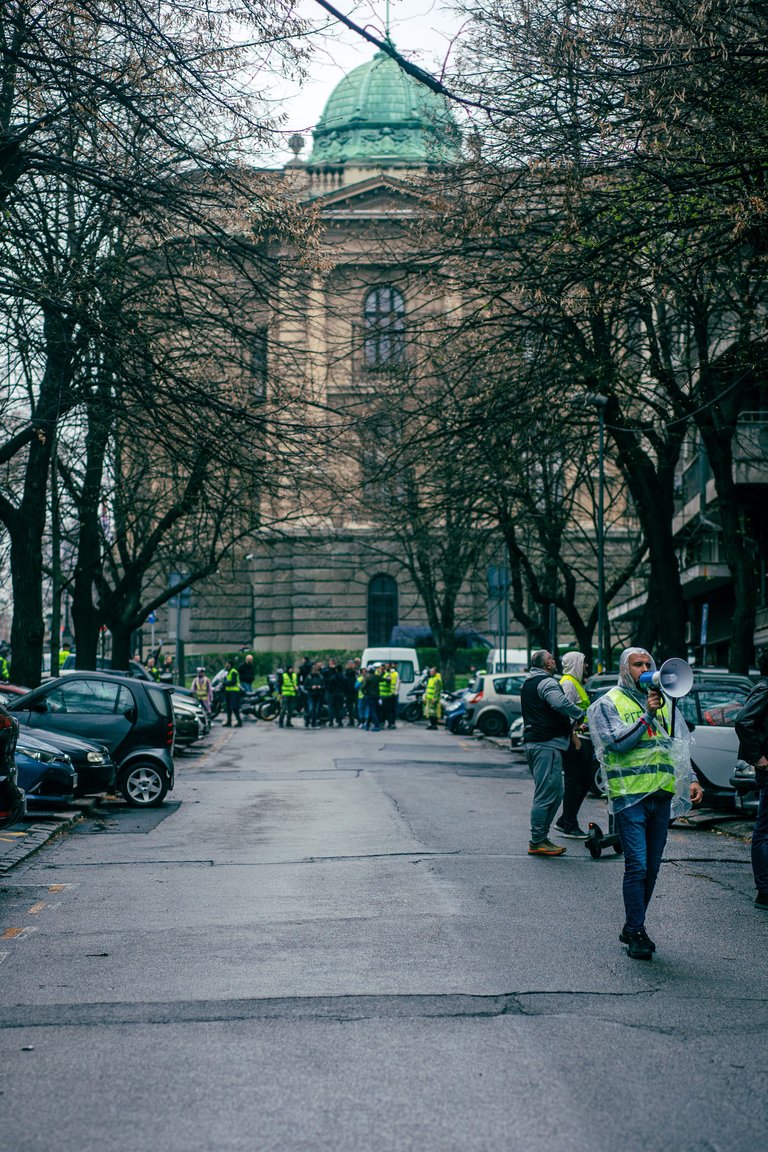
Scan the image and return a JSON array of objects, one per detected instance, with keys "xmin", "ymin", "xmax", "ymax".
[
  {"xmin": 425, "ymin": 674, "xmax": 442, "ymax": 702},
  {"xmin": 602, "ymin": 687, "xmax": 676, "ymax": 800},
  {"xmin": 225, "ymin": 668, "xmax": 240, "ymax": 692},
  {"xmin": 560, "ymin": 673, "xmax": 590, "ymax": 711},
  {"xmin": 281, "ymin": 672, "xmax": 298, "ymax": 697}
]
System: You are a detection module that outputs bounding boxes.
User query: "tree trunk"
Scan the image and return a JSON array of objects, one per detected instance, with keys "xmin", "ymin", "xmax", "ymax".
[
  {"xmin": 6, "ymin": 305, "xmax": 75, "ymax": 686},
  {"xmin": 9, "ymin": 516, "xmax": 46, "ymax": 687}
]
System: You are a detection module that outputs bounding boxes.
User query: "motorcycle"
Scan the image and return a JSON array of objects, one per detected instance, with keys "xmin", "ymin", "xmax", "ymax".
[
  {"xmin": 250, "ymin": 682, "xmax": 279, "ymax": 721},
  {"xmin": 211, "ymin": 680, "xmax": 260, "ymax": 722},
  {"xmin": 443, "ymin": 687, "xmax": 473, "ymax": 734},
  {"xmin": 400, "ymin": 671, "xmax": 429, "ymax": 723}
]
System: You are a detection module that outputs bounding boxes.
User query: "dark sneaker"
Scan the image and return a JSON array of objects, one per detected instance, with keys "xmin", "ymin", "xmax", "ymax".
[
  {"xmin": 555, "ymin": 823, "xmax": 588, "ymax": 839},
  {"xmin": 755, "ymin": 890, "xmax": 768, "ymax": 909},
  {"xmin": 624, "ymin": 929, "xmax": 654, "ymax": 960},
  {"xmin": 619, "ymin": 925, "xmax": 656, "ymax": 952},
  {"xmin": 528, "ymin": 839, "xmax": 566, "ymax": 857}
]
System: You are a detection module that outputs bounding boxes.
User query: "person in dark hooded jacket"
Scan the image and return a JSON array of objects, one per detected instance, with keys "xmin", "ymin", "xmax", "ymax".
[{"xmin": 735, "ymin": 649, "xmax": 768, "ymax": 910}]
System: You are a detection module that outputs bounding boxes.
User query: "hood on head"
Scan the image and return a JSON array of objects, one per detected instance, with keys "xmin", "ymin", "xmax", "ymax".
[
  {"xmin": 618, "ymin": 647, "xmax": 656, "ymax": 695},
  {"xmin": 561, "ymin": 651, "xmax": 585, "ymax": 681}
]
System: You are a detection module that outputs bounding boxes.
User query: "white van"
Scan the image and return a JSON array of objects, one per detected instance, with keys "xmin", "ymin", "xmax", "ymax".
[
  {"xmin": 360, "ymin": 647, "xmax": 421, "ymax": 708},
  {"xmin": 485, "ymin": 647, "xmax": 528, "ymax": 674}
]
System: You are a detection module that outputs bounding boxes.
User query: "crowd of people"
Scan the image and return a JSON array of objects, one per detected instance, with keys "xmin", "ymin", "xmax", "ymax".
[{"xmin": 274, "ymin": 658, "xmax": 404, "ymax": 731}]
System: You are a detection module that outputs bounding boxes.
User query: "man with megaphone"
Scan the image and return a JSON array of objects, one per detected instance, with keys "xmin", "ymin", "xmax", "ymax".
[{"xmin": 588, "ymin": 648, "xmax": 702, "ymax": 961}]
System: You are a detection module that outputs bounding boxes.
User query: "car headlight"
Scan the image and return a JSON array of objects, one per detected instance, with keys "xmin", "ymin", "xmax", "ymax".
[
  {"xmin": 86, "ymin": 752, "xmax": 105, "ymax": 763},
  {"xmin": 18, "ymin": 747, "xmax": 72, "ymax": 764}
]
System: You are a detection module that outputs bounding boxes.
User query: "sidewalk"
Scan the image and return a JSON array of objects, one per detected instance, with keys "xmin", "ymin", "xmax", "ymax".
[{"xmin": 0, "ymin": 801, "xmax": 96, "ymax": 875}]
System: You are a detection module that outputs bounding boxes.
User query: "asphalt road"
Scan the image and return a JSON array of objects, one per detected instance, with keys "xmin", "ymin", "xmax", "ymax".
[{"xmin": 0, "ymin": 719, "xmax": 765, "ymax": 1152}]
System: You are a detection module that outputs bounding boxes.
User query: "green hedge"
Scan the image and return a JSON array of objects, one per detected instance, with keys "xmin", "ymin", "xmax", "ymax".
[{"xmin": 412, "ymin": 646, "xmax": 491, "ymax": 673}]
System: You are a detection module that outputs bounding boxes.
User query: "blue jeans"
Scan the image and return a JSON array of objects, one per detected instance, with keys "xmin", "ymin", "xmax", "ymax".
[
  {"xmin": 752, "ymin": 785, "xmax": 768, "ymax": 893},
  {"xmin": 614, "ymin": 792, "xmax": 672, "ymax": 931},
  {"xmin": 305, "ymin": 695, "xmax": 322, "ymax": 727}
]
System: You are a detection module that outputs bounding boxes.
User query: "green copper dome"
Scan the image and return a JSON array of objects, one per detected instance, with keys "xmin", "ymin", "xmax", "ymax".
[{"xmin": 310, "ymin": 49, "xmax": 460, "ymax": 165}]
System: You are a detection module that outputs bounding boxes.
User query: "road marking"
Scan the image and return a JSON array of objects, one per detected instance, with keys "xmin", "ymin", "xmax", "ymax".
[
  {"xmin": 0, "ymin": 926, "xmax": 37, "ymax": 941},
  {"xmin": 0, "ymin": 952, "xmax": 8, "ymax": 964},
  {"xmin": 27, "ymin": 902, "xmax": 46, "ymax": 915},
  {"xmin": 48, "ymin": 884, "xmax": 68, "ymax": 892}
]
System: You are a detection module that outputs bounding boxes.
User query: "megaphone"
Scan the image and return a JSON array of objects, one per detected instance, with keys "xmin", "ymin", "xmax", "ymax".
[{"xmin": 639, "ymin": 658, "xmax": 694, "ymax": 699}]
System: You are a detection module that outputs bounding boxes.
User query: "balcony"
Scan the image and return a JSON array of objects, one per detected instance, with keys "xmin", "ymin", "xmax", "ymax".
[
  {"xmin": 674, "ymin": 415, "xmax": 768, "ymax": 534},
  {"xmin": 733, "ymin": 416, "xmax": 768, "ymax": 486}
]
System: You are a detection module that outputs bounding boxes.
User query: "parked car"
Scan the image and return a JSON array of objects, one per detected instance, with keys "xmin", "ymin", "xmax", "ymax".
[
  {"xmin": 677, "ymin": 684, "xmax": 755, "ymax": 809},
  {"xmin": 15, "ymin": 738, "xmax": 77, "ymax": 806},
  {"xmin": 172, "ymin": 695, "xmax": 206, "ymax": 748},
  {"xmin": 0, "ymin": 703, "xmax": 25, "ymax": 829},
  {"xmin": 16, "ymin": 730, "xmax": 116, "ymax": 798},
  {"xmin": 585, "ymin": 671, "xmax": 755, "ymax": 811},
  {"xmin": 0, "ymin": 684, "xmax": 32, "ymax": 703},
  {"xmin": 6, "ymin": 672, "xmax": 175, "ymax": 807},
  {"xmin": 585, "ymin": 668, "xmax": 755, "ymax": 700},
  {"xmin": 464, "ymin": 672, "xmax": 527, "ymax": 737},
  {"xmin": 61, "ymin": 654, "xmax": 150, "ymax": 679},
  {"xmin": 509, "ymin": 715, "xmax": 524, "ymax": 749}
]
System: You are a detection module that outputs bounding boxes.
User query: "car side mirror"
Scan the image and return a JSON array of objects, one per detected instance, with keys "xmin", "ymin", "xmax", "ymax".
[{"xmin": 30, "ymin": 699, "xmax": 49, "ymax": 713}]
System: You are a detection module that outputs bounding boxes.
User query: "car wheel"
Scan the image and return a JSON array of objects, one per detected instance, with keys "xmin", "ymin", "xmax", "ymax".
[
  {"xmin": 120, "ymin": 762, "xmax": 169, "ymax": 807},
  {"xmin": 478, "ymin": 711, "xmax": 506, "ymax": 737}
]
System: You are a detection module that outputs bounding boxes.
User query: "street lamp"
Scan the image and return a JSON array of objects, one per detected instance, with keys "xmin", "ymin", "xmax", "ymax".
[{"xmin": 584, "ymin": 394, "xmax": 609, "ymax": 672}]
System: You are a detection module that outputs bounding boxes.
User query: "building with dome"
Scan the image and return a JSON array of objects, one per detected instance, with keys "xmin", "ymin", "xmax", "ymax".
[{"xmin": 181, "ymin": 47, "xmax": 493, "ymax": 659}]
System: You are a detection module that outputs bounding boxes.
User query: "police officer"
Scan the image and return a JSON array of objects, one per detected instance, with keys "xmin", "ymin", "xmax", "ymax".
[
  {"xmin": 278, "ymin": 664, "xmax": 299, "ymax": 728},
  {"xmin": 424, "ymin": 667, "xmax": 443, "ymax": 730},
  {"xmin": 223, "ymin": 659, "xmax": 242, "ymax": 727}
]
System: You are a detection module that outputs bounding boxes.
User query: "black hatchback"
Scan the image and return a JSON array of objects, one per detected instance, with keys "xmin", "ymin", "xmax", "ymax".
[
  {"xmin": 0, "ymin": 704, "xmax": 25, "ymax": 828},
  {"xmin": 7, "ymin": 673, "xmax": 175, "ymax": 807}
]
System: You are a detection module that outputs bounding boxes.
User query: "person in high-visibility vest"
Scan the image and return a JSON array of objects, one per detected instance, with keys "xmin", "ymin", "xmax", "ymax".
[
  {"xmin": 278, "ymin": 665, "xmax": 298, "ymax": 728},
  {"xmin": 385, "ymin": 664, "xmax": 399, "ymax": 729},
  {"xmin": 0, "ymin": 653, "xmax": 9, "ymax": 682},
  {"xmin": 378, "ymin": 662, "xmax": 396, "ymax": 730},
  {"xmin": 223, "ymin": 659, "xmax": 242, "ymax": 727},
  {"xmin": 588, "ymin": 647, "xmax": 702, "ymax": 961},
  {"xmin": 424, "ymin": 667, "xmax": 443, "ymax": 730},
  {"xmin": 553, "ymin": 651, "xmax": 593, "ymax": 840},
  {"xmin": 191, "ymin": 667, "xmax": 213, "ymax": 713}
]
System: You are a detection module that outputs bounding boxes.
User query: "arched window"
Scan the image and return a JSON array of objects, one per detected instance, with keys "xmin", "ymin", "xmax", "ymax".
[
  {"xmin": 367, "ymin": 575, "xmax": 398, "ymax": 646},
  {"xmin": 363, "ymin": 285, "xmax": 405, "ymax": 368}
]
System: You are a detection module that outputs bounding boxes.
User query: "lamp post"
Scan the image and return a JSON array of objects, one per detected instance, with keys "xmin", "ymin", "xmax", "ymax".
[{"xmin": 583, "ymin": 394, "xmax": 609, "ymax": 672}]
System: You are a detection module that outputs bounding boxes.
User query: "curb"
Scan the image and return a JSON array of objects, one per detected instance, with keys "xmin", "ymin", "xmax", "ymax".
[{"xmin": 0, "ymin": 800, "xmax": 97, "ymax": 875}]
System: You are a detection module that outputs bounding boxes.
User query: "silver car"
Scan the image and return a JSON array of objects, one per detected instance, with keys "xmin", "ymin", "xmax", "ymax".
[
  {"xmin": 465, "ymin": 673, "xmax": 526, "ymax": 737},
  {"xmin": 677, "ymin": 685, "xmax": 755, "ymax": 810}
]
